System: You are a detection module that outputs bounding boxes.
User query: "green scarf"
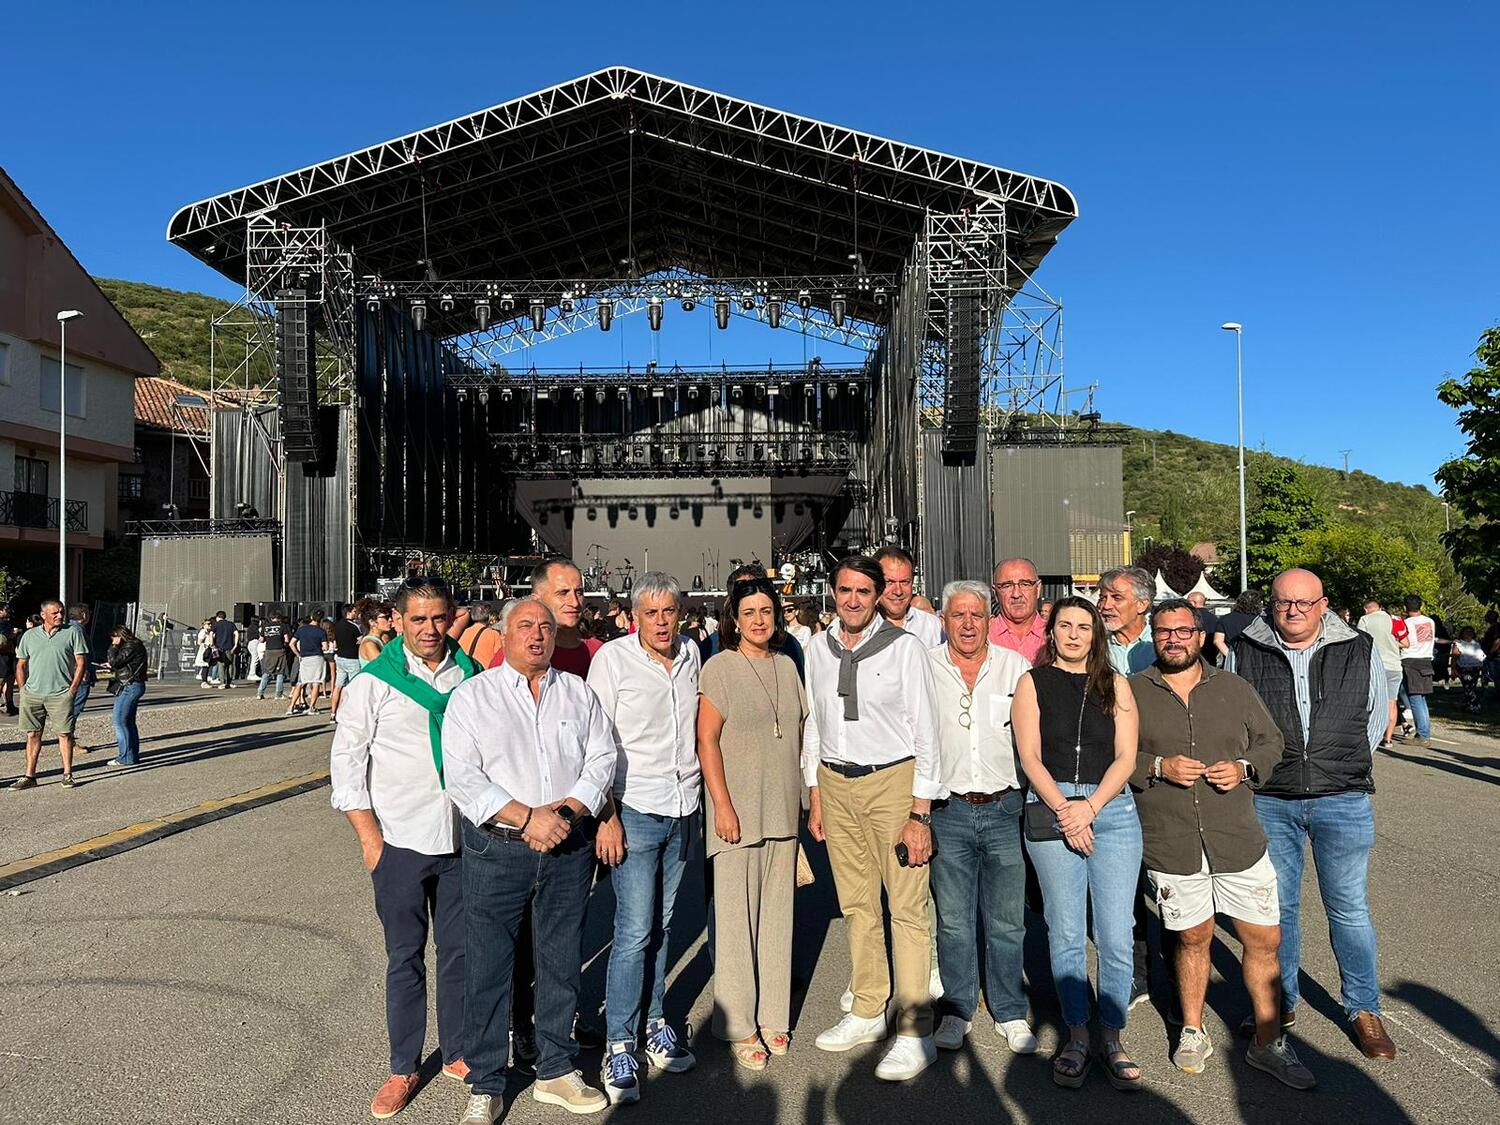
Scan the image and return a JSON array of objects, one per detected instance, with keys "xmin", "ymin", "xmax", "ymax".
[{"xmin": 360, "ymin": 636, "xmax": 480, "ymax": 788}]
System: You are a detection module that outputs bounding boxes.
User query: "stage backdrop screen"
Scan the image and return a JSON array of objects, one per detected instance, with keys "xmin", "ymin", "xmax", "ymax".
[{"xmin": 138, "ymin": 534, "xmax": 277, "ymax": 633}]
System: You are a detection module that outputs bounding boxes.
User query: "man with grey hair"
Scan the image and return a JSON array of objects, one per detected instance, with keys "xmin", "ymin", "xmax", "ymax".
[
  {"xmin": 927, "ymin": 580, "xmax": 1036, "ymax": 1055},
  {"xmin": 587, "ymin": 572, "xmax": 702, "ymax": 1102},
  {"xmin": 1099, "ymin": 566, "xmax": 1156, "ymax": 675}
]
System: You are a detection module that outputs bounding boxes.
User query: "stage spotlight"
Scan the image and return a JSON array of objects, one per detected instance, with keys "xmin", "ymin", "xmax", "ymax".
[
  {"xmin": 456, "ymin": 388, "xmax": 467, "ymax": 402},
  {"xmin": 478, "ymin": 389, "xmax": 489, "ymax": 405},
  {"xmin": 731, "ymin": 385, "xmax": 742, "ymax": 400},
  {"xmin": 501, "ymin": 387, "xmax": 513, "ymax": 402},
  {"xmin": 574, "ymin": 387, "xmax": 585, "ymax": 401},
  {"xmin": 410, "ymin": 299, "xmax": 427, "ymax": 332},
  {"xmin": 688, "ymin": 384, "xmax": 699, "ymax": 399},
  {"xmin": 560, "ymin": 294, "xmax": 575, "ymax": 315},
  {"xmin": 798, "ymin": 289, "xmax": 812, "ymax": 312},
  {"xmin": 499, "ymin": 293, "xmax": 515, "ymax": 312},
  {"xmin": 752, "ymin": 504, "xmax": 764, "ymax": 518},
  {"xmin": 529, "ymin": 298, "xmax": 546, "ymax": 331},
  {"xmin": 740, "ymin": 291, "xmax": 756, "ymax": 312},
  {"xmin": 714, "ymin": 295, "xmax": 730, "ymax": 330},
  {"xmin": 647, "ymin": 296, "xmax": 663, "ymax": 331},
  {"xmin": 586, "ymin": 506, "xmax": 597, "ymax": 519},
  {"xmin": 598, "ymin": 300, "xmax": 614, "ymax": 331},
  {"xmin": 692, "ymin": 575, "xmax": 704, "ymax": 591},
  {"xmin": 627, "ymin": 506, "xmax": 639, "ymax": 520},
  {"xmin": 874, "ymin": 286, "xmax": 888, "ymax": 304},
  {"xmin": 681, "ymin": 295, "xmax": 697, "ymax": 312},
  {"xmin": 364, "ymin": 294, "xmax": 381, "ymax": 315},
  {"xmin": 439, "ymin": 294, "xmax": 455, "ymax": 314},
  {"xmin": 618, "ymin": 387, "xmax": 629, "ymax": 401},
  {"xmin": 849, "ymin": 381, "xmax": 861, "ymax": 396},
  {"xmin": 669, "ymin": 504, "xmax": 680, "ymax": 518},
  {"xmin": 804, "ymin": 382, "xmax": 814, "ymax": 395},
  {"xmin": 831, "ymin": 293, "xmax": 847, "ymax": 327},
  {"xmin": 766, "ymin": 296, "xmax": 782, "ymax": 328},
  {"xmin": 827, "ymin": 383, "xmax": 839, "ymax": 399},
  {"xmin": 474, "ymin": 301, "xmax": 492, "ymax": 330},
  {"xmin": 595, "ymin": 388, "xmax": 606, "ymax": 404},
  {"xmin": 768, "ymin": 383, "xmax": 781, "ymax": 398},
  {"xmin": 756, "ymin": 383, "xmax": 767, "ymax": 398}
]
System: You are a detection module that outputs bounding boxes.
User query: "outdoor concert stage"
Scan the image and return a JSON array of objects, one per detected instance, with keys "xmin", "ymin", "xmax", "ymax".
[{"xmin": 164, "ymin": 66, "xmax": 1093, "ymax": 600}]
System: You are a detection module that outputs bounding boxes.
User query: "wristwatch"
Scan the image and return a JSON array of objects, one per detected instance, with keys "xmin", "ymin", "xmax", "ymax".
[
  {"xmin": 908, "ymin": 811, "xmax": 932, "ymax": 827},
  {"xmin": 557, "ymin": 804, "xmax": 577, "ymax": 824}
]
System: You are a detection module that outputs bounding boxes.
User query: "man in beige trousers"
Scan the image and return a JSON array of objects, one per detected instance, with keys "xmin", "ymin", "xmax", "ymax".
[{"xmin": 805, "ymin": 555, "xmax": 944, "ymax": 1081}]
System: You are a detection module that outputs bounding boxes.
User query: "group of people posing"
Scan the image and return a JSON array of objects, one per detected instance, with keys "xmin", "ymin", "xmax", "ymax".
[{"xmin": 330, "ymin": 552, "xmax": 1397, "ymax": 1124}]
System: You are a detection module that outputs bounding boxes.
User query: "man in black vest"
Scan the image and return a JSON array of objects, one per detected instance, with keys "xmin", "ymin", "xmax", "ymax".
[{"xmin": 1229, "ymin": 568, "xmax": 1396, "ymax": 1060}]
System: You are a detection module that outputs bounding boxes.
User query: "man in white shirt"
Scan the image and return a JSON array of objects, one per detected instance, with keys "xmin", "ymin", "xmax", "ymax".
[
  {"xmin": 329, "ymin": 577, "xmax": 480, "ymax": 1121},
  {"xmin": 1358, "ymin": 598, "xmax": 1407, "ymax": 747},
  {"xmin": 925, "ymin": 580, "xmax": 1037, "ymax": 1057},
  {"xmin": 1400, "ymin": 595, "xmax": 1436, "ymax": 746},
  {"xmin": 874, "ymin": 545, "xmax": 943, "ymax": 648},
  {"xmin": 805, "ymin": 555, "xmax": 944, "ymax": 1080},
  {"xmin": 586, "ymin": 572, "xmax": 702, "ymax": 1103},
  {"xmin": 443, "ymin": 598, "xmax": 616, "ymax": 1123}
]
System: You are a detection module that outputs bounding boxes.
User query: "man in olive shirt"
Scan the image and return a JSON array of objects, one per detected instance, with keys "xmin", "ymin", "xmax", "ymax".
[
  {"xmin": 1131, "ymin": 599, "xmax": 1312, "ymax": 1089},
  {"xmin": 12, "ymin": 599, "xmax": 89, "ymax": 790}
]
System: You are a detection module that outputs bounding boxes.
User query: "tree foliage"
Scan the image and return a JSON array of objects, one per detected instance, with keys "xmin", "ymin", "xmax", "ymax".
[
  {"xmin": 1292, "ymin": 523, "xmax": 1439, "ymax": 614},
  {"xmin": 1436, "ymin": 326, "xmax": 1500, "ymax": 605},
  {"xmin": 1134, "ymin": 542, "xmax": 1204, "ymax": 595}
]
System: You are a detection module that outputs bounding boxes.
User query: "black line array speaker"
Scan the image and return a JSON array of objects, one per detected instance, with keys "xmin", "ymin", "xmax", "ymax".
[
  {"xmin": 234, "ymin": 602, "xmax": 255, "ymax": 627},
  {"xmin": 277, "ymin": 290, "xmax": 321, "ymax": 464},
  {"xmin": 941, "ymin": 290, "xmax": 980, "ymax": 464}
]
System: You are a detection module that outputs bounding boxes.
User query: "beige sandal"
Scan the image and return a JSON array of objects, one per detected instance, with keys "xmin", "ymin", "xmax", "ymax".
[
  {"xmin": 730, "ymin": 1038, "xmax": 771, "ymax": 1071},
  {"xmin": 760, "ymin": 1029, "xmax": 790, "ymax": 1056}
]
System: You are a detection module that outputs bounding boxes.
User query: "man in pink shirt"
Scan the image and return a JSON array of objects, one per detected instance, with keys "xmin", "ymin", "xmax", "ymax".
[{"xmin": 987, "ymin": 558, "xmax": 1046, "ymax": 664}]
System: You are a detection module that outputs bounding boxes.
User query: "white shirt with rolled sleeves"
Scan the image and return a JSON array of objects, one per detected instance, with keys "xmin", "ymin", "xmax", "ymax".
[
  {"xmin": 441, "ymin": 663, "xmax": 616, "ymax": 827},
  {"xmin": 927, "ymin": 642, "xmax": 1030, "ymax": 795},
  {"xmin": 328, "ymin": 647, "xmax": 464, "ymax": 855},
  {"xmin": 801, "ymin": 618, "xmax": 946, "ymax": 800},
  {"xmin": 586, "ymin": 634, "xmax": 702, "ymax": 817}
]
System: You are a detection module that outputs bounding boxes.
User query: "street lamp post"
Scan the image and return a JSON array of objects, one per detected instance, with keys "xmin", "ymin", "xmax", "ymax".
[
  {"xmin": 56, "ymin": 310, "xmax": 84, "ymax": 602},
  {"xmin": 1221, "ymin": 322, "xmax": 1247, "ymax": 592}
]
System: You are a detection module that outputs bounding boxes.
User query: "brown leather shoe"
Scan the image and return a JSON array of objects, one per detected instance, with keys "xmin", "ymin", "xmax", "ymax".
[
  {"xmin": 441, "ymin": 1057, "xmax": 471, "ymax": 1084},
  {"xmin": 1352, "ymin": 1012, "xmax": 1396, "ymax": 1059},
  {"xmin": 370, "ymin": 1073, "xmax": 420, "ymax": 1119}
]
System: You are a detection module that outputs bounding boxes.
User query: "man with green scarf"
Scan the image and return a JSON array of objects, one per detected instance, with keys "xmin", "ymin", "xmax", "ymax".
[{"xmin": 330, "ymin": 577, "xmax": 480, "ymax": 1121}]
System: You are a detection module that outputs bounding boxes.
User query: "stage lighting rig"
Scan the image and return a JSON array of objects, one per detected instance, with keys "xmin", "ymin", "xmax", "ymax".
[
  {"xmin": 830, "ymin": 293, "xmax": 847, "ymax": 327},
  {"xmin": 365, "ymin": 294, "xmax": 381, "ymax": 315},
  {"xmin": 474, "ymin": 300, "xmax": 492, "ymax": 330},
  {"xmin": 439, "ymin": 294, "xmax": 455, "ymax": 314},
  {"xmin": 410, "ymin": 299, "xmax": 427, "ymax": 331},
  {"xmin": 647, "ymin": 296, "xmax": 663, "ymax": 330},
  {"xmin": 714, "ymin": 295, "xmax": 730, "ymax": 330},
  {"xmin": 766, "ymin": 296, "xmax": 782, "ymax": 328},
  {"xmin": 598, "ymin": 300, "xmax": 613, "ymax": 331},
  {"xmin": 499, "ymin": 294, "xmax": 516, "ymax": 312},
  {"xmin": 529, "ymin": 298, "xmax": 546, "ymax": 331},
  {"xmin": 798, "ymin": 289, "xmax": 812, "ymax": 312}
]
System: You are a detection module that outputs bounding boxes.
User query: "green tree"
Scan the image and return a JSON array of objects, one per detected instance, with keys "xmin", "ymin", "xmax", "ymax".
[
  {"xmin": 1217, "ymin": 462, "xmax": 1326, "ymax": 593},
  {"xmin": 1436, "ymin": 326, "xmax": 1500, "ymax": 606},
  {"xmin": 1159, "ymin": 492, "xmax": 1190, "ymax": 546},
  {"xmin": 1292, "ymin": 523, "xmax": 1439, "ymax": 614}
]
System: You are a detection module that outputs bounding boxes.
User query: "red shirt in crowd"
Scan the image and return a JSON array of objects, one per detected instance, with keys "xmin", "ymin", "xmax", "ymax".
[{"xmin": 487, "ymin": 635, "xmax": 603, "ymax": 678}]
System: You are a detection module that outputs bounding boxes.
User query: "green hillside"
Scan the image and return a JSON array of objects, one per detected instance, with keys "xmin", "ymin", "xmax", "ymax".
[{"xmin": 97, "ymin": 277, "xmax": 265, "ymax": 389}]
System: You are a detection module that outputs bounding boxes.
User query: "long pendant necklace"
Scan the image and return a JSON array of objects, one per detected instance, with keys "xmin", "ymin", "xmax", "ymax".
[{"xmin": 742, "ymin": 650, "xmax": 783, "ymax": 739}]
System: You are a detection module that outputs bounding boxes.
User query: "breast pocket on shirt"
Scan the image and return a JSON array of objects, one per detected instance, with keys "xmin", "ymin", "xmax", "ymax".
[
  {"xmin": 555, "ymin": 718, "xmax": 586, "ymax": 764},
  {"xmin": 989, "ymin": 694, "xmax": 1014, "ymax": 730}
]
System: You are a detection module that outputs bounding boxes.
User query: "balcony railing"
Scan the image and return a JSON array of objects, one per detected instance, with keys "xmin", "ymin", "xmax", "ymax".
[{"xmin": 0, "ymin": 490, "xmax": 88, "ymax": 533}]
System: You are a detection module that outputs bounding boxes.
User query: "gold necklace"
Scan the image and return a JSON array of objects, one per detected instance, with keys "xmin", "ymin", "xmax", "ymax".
[{"xmin": 741, "ymin": 649, "xmax": 783, "ymax": 739}]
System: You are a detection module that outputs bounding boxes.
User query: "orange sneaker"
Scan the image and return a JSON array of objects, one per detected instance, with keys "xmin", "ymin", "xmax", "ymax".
[
  {"xmin": 370, "ymin": 1073, "xmax": 420, "ymax": 1119},
  {"xmin": 441, "ymin": 1058, "xmax": 471, "ymax": 1084}
]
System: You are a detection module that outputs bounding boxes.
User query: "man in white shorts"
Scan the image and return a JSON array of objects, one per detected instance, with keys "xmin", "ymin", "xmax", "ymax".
[{"xmin": 1129, "ymin": 599, "xmax": 1315, "ymax": 1090}]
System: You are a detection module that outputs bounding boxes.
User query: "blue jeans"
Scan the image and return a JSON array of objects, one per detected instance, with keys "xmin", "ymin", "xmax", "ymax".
[
  {"xmin": 931, "ymin": 790, "xmax": 1028, "ymax": 1023},
  {"xmin": 1025, "ymin": 784, "xmax": 1143, "ymax": 1030},
  {"xmin": 1398, "ymin": 682, "xmax": 1431, "ymax": 739},
  {"xmin": 1254, "ymin": 791, "xmax": 1382, "ymax": 1018},
  {"xmin": 111, "ymin": 681, "xmax": 145, "ymax": 764},
  {"xmin": 70, "ymin": 679, "xmax": 93, "ymax": 727},
  {"xmin": 462, "ymin": 819, "xmax": 595, "ymax": 1097},
  {"xmin": 606, "ymin": 804, "xmax": 698, "ymax": 1046},
  {"xmin": 258, "ymin": 652, "xmax": 287, "ymax": 698}
]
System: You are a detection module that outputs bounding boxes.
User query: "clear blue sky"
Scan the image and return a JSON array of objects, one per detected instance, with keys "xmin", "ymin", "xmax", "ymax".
[{"xmin": 7, "ymin": 1, "xmax": 1496, "ymax": 488}]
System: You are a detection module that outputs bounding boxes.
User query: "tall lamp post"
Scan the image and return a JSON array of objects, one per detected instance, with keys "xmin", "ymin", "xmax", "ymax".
[
  {"xmin": 1220, "ymin": 322, "xmax": 1247, "ymax": 592},
  {"xmin": 56, "ymin": 310, "xmax": 84, "ymax": 602}
]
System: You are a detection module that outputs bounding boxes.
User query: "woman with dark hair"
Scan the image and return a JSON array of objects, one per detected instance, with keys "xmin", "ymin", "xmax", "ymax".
[
  {"xmin": 358, "ymin": 603, "xmax": 395, "ymax": 667},
  {"xmin": 105, "ymin": 625, "xmax": 149, "ymax": 767},
  {"xmin": 697, "ymin": 576, "xmax": 807, "ymax": 1069},
  {"xmin": 1011, "ymin": 596, "xmax": 1143, "ymax": 1091}
]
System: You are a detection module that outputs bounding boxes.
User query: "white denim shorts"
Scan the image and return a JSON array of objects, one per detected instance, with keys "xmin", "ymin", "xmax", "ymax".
[{"xmin": 1147, "ymin": 850, "xmax": 1279, "ymax": 931}]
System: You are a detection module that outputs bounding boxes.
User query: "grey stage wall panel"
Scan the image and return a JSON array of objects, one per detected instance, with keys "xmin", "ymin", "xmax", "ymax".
[
  {"xmin": 139, "ymin": 535, "xmax": 276, "ymax": 628},
  {"xmin": 212, "ymin": 405, "xmax": 280, "ymax": 519},
  {"xmin": 921, "ymin": 427, "xmax": 993, "ymax": 598},
  {"xmin": 284, "ymin": 405, "xmax": 352, "ymax": 601},
  {"xmin": 992, "ymin": 444, "xmax": 1124, "ymax": 577}
]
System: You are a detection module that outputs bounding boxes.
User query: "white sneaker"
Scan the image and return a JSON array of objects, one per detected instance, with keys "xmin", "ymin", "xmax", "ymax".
[
  {"xmin": 459, "ymin": 1093, "xmax": 500, "ymax": 1124},
  {"xmin": 995, "ymin": 1019, "xmax": 1038, "ymax": 1054},
  {"xmin": 934, "ymin": 1015, "xmax": 971, "ymax": 1050},
  {"xmin": 929, "ymin": 965, "xmax": 944, "ymax": 1001},
  {"xmin": 875, "ymin": 1034, "xmax": 938, "ymax": 1081},
  {"xmin": 533, "ymin": 1070, "xmax": 608, "ymax": 1114},
  {"xmin": 839, "ymin": 987, "xmax": 855, "ymax": 1013},
  {"xmin": 815, "ymin": 1012, "xmax": 887, "ymax": 1052}
]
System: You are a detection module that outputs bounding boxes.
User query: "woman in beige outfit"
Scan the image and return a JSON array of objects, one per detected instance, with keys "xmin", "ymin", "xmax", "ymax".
[{"xmin": 698, "ymin": 576, "xmax": 807, "ymax": 1070}]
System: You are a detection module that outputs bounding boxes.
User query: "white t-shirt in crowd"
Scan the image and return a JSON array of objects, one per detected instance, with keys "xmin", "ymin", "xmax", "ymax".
[{"xmin": 1403, "ymin": 614, "xmax": 1436, "ymax": 661}]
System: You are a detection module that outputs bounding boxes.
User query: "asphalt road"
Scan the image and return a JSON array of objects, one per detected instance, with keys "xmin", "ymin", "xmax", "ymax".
[{"xmin": 0, "ymin": 681, "xmax": 1497, "ymax": 1124}]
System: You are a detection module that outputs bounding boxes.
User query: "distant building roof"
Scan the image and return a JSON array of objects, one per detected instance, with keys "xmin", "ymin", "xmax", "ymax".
[
  {"xmin": 1189, "ymin": 541, "xmax": 1220, "ymax": 566},
  {"xmin": 134, "ymin": 376, "xmax": 254, "ymax": 435}
]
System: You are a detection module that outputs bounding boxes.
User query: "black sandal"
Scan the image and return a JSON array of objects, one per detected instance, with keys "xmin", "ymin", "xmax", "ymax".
[
  {"xmin": 1100, "ymin": 1038, "xmax": 1143, "ymax": 1091},
  {"xmin": 1053, "ymin": 1039, "xmax": 1091, "ymax": 1088}
]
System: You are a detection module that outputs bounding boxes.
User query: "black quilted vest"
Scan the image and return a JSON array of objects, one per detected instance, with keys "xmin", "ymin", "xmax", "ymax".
[{"xmin": 1232, "ymin": 629, "xmax": 1376, "ymax": 798}]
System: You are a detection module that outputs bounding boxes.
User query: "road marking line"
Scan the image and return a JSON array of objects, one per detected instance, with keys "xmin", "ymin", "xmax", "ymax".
[
  {"xmin": 0, "ymin": 770, "xmax": 330, "ymax": 893},
  {"xmin": 1382, "ymin": 1008, "xmax": 1499, "ymax": 1089}
]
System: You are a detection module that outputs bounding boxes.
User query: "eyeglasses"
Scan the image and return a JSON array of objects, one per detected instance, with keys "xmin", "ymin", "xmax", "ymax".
[
  {"xmin": 1152, "ymin": 626, "xmax": 1201, "ymax": 641},
  {"xmin": 1271, "ymin": 597, "xmax": 1325, "ymax": 614},
  {"xmin": 957, "ymin": 692, "xmax": 974, "ymax": 729},
  {"xmin": 994, "ymin": 580, "xmax": 1039, "ymax": 593}
]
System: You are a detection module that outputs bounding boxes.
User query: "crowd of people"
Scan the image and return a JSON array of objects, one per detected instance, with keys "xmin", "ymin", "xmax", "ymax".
[{"xmin": 329, "ymin": 552, "xmax": 1409, "ymax": 1124}]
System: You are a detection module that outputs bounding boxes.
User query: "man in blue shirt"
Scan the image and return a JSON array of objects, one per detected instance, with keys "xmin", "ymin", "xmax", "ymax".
[{"xmin": 289, "ymin": 613, "xmax": 331, "ymax": 715}]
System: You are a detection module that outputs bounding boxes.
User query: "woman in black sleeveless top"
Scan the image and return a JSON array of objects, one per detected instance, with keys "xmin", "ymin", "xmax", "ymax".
[{"xmin": 1012, "ymin": 596, "xmax": 1143, "ymax": 1091}]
